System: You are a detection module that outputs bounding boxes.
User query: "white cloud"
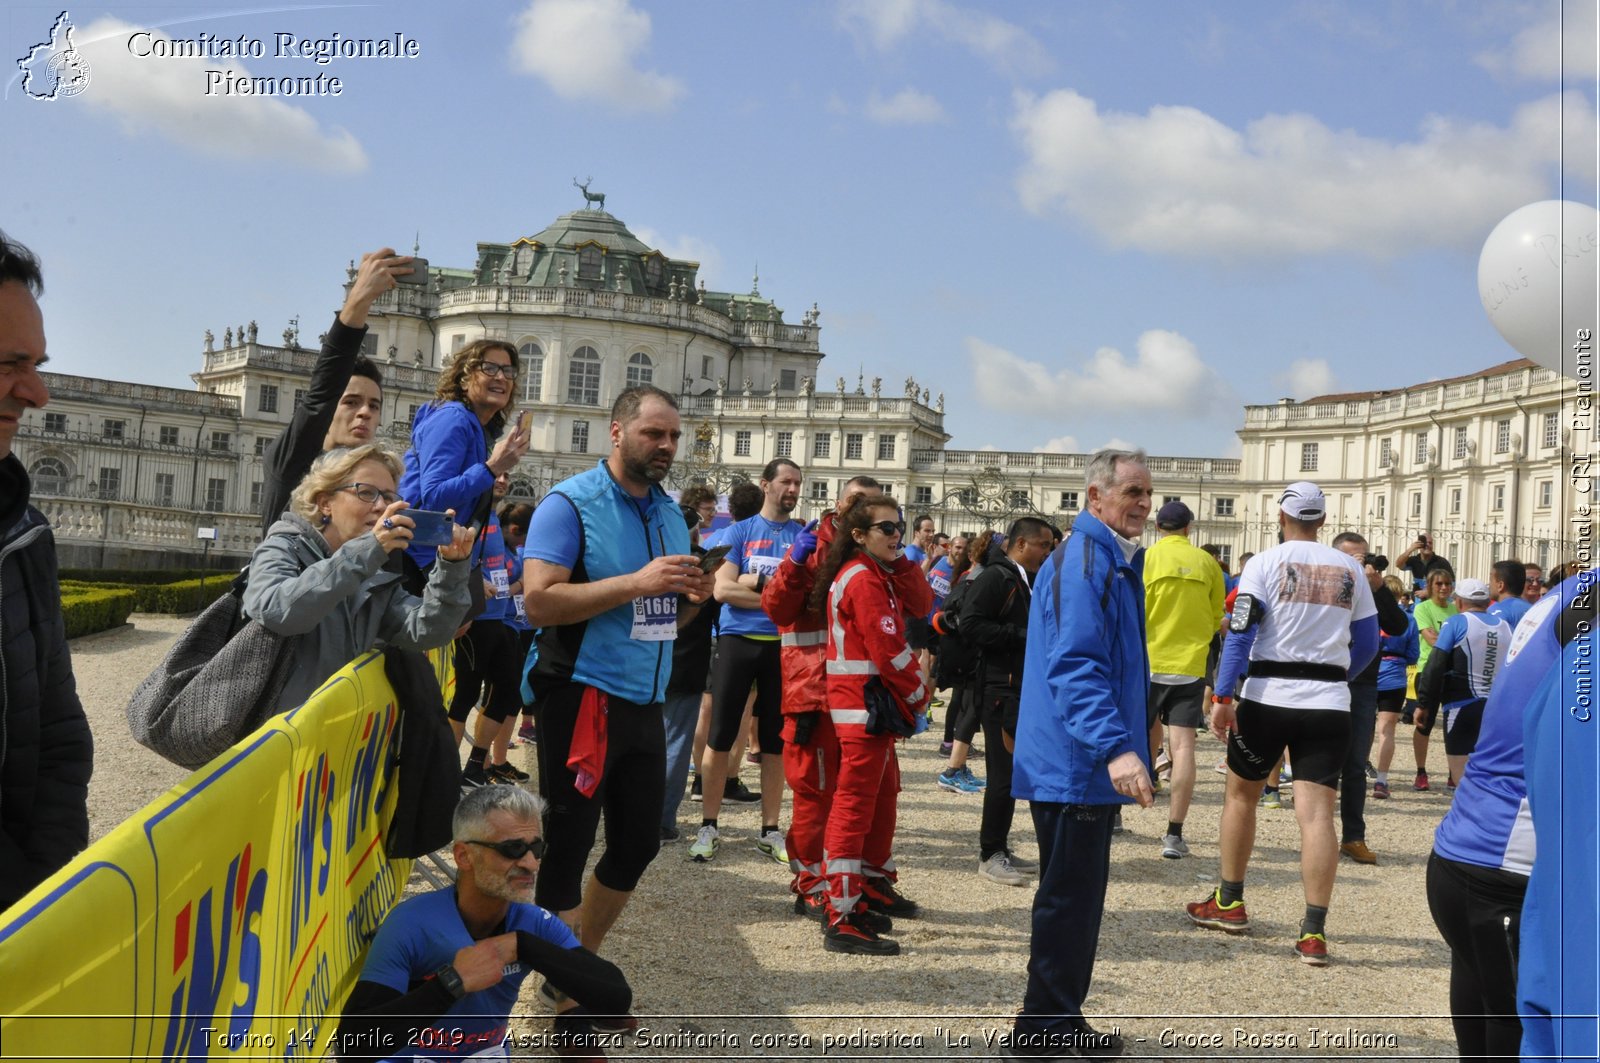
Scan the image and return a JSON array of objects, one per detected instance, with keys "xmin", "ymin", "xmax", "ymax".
[
  {"xmin": 631, "ymin": 227, "xmax": 722, "ymax": 287},
  {"xmin": 1477, "ymin": 1, "xmax": 1599, "ymax": 81},
  {"xmin": 1033, "ymin": 434, "xmax": 1080, "ymax": 454},
  {"xmin": 966, "ymin": 329, "xmax": 1234, "ymax": 417},
  {"xmin": 837, "ymin": 0, "xmax": 1050, "ymax": 78},
  {"xmin": 511, "ymin": 0, "xmax": 684, "ymax": 113},
  {"xmin": 1011, "ymin": 88, "xmax": 1593, "ymax": 258},
  {"xmin": 1276, "ymin": 358, "xmax": 1336, "ymax": 401},
  {"xmin": 864, "ymin": 87, "xmax": 946, "ymax": 125},
  {"xmin": 71, "ymin": 18, "xmax": 366, "ymax": 172}
]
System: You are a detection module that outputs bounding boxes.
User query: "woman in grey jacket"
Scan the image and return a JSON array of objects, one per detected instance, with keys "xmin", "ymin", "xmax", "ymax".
[{"xmin": 246, "ymin": 444, "xmax": 477, "ymax": 713}]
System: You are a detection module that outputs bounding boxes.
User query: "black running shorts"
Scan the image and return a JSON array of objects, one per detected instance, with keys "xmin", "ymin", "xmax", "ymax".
[{"xmin": 1225, "ymin": 698, "xmax": 1351, "ymax": 787}]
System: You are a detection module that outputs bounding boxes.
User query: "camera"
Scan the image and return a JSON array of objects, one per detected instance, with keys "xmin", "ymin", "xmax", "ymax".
[{"xmin": 1365, "ymin": 553, "xmax": 1389, "ymax": 572}]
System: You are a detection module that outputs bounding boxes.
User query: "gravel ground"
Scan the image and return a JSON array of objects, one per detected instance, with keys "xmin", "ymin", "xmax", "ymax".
[{"xmin": 76, "ymin": 616, "xmax": 1461, "ymax": 1060}]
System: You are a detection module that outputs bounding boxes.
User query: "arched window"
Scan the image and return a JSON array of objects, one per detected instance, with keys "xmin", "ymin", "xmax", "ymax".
[
  {"xmin": 519, "ymin": 341, "xmax": 544, "ymax": 402},
  {"xmin": 566, "ymin": 346, "xmax": 601, "ymax": 405},
  {"xmin": 626, "ymin": 351, "xmax": 653, "ymax": 388},
  {"xmin": 29, "ymin": 457, "xmax": 68, "ymax": 494},
  {"xmin": 508, "ymin": 478, "xmax": 537, "ymax": 500}
]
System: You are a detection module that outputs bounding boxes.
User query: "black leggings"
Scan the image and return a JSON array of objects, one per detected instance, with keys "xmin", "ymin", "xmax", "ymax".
[
  {"xmin": 707, "ymin": 634, "xmax": 784, "ymax": 754},
  {"xmin": 533, "ymin": 682, "xmax": 666, "ymax": 912},
  {"xmin": 448, "ymin": 620, "xmax": 524, "ymax": 725},
  {"xmin": 950, "ymin": 681, "xmax": 982, "ymax": 745},
  {"xmin": 1426, "ymin": 851, "xmax": 1527, "ymax": 1063}
]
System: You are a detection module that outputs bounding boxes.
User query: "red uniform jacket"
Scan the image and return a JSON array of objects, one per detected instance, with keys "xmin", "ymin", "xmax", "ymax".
[{"xmin": 823, "ymin": 554, "xmax": 931, "ymax": 726}]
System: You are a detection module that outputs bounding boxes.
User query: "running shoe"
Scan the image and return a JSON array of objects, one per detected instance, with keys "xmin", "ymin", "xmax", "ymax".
[
  {"xmin": 488, "ymin": 761, "xmax": 530, "ymax": 783},
  {"xmin": 1161, "ymin": 834, "xmax": 1190, "ymax": 859},
  {"xmin": 938, "ymin": 741, "xmax": 954, "ymax": 756},
  {"xmin": 1186, "ymin": 892, "xmax": 1249, "ymax": 933},
  {"xmin": 746, "ymin": 750, "xmax": 762, "ymax": 765},
  {"xmin": 517, "ymin": 720, "xmax": 537, "ymax": 743},
  {"xmin": 1364, "ymin": 760, "xmax": 1377, "ymax": 780},
  {"xmin": 754, "ymin": 829, "xmax": 789, "ymax": 865},
  {"xmin": 1413, "ymin": 770, "xmax": 1430, "ymax": 792},
  {"xmin": 1294, "ymin": 932, "xmax": 1330, "ymax": 966},
  {"xmin": 724, "ymin": 778, "xmax": 760, "ymax": 803},
  {"xmin": 1261, "ymin": 788, "xmax": 1284, "ymax": 810},
  {"xmin": 1279, "ymin": 765, "xmax": 1294, "ymax": 784},
  {"xmin": 823, "ymin": 912, "xmax": 900, "ymax": 956},
  {"xmin": 930, "ymin": 694, "xmax": 946, "ymax": 708},
  {"xmin": 1214, "ymin": 757, "xmax": 1229, "ymax": 776},
  {"xmin": 1372, "ymin": 780, "xmax": 1391, "ymax": 800},
  {"xmin": 956, "ymin": 765, "xmax": 987, "ymax": 790},
  {"xmin": 660, "ymin": 824, "xmax": 680, "ymax": 843},
  {"xmin": 460, "ymin": 762, "xmax": 490, "ymax": 788},
  {"xmin": 688, "ymin": 824, "xmax": 719, "ymax": 862},
  {"xmin": 1153, "ymin": 747, "xmax": 1173, "ymax": 778},
  {"xmin": 978, "ymin": 851, "xmax": 1029, "ymax": 886},
  {"xmin": 861, "ymin": 876, "xmax": 919, "ymax": 918},
  {"xmin": 936, "ymin": 768, "xmax": 966, "ymax": 793}
]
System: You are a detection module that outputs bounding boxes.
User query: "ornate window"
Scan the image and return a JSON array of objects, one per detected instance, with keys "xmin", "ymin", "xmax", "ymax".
[
  {"xmin": 626, "ymin": 352, "xmax": 653, "ymax": 388},
  {"xmin": 28, "ymin": 457, "xmax": 67, "ymax": 494},
  {"xmin": 566, "ymin": 346, "xmax": 601, "ymax": 405},
  {"xmin": 520, "ymin": 342, "xmax": 543, "ymax": 402},
  {"xmin": 577, "ymin": 243, "xmax": 603, "ymax": 280}
]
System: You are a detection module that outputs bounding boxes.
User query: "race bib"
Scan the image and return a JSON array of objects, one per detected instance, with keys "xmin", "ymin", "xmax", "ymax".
[
  {"xmin": 490, "ymin": 567, "xmax": 511, "ymax": 600},
  {"xmin": 630, "ymin": 594, "xmax": 678, "ymax": 641},
  {"xmin": 512, "ymin": 589, "xmax": 527, "ymax": 623},
  {"xmin": 929, "ymin": 572, "xmax": 951, "ymax": 597},
  {"xmin": 746, "ymin": 554, "xmax": 781, "ymax": 579}
]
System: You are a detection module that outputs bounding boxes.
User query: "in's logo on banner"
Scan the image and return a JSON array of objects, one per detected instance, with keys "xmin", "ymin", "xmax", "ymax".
[
  {"xmin": 160, "ymin": 845, "xmax": 269, "ymax": 1060},
  {"xmin": 16, "ymin": 10, "xmax": 92, "ymax": 100}
]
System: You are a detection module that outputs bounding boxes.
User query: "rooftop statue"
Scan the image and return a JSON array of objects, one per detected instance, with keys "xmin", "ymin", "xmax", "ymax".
[{"xmin": 573, "ymin": 176, "xmax": 605, "ymax": 211}]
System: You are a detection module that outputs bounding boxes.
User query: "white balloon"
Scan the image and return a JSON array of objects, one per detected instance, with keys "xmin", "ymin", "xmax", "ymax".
[{"xmin": 1477, "ymin": 199, "xmax": 1600, "ymax": 378}]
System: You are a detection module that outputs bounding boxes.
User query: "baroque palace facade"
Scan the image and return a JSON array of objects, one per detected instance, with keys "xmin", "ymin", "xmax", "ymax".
[{"xmin": 14, "ymin": 204, "xmax": 1583, "ymax": 576}]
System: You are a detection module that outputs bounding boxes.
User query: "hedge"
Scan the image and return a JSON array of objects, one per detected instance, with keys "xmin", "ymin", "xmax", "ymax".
[
  {"xmin": 60, "ymin": 576, "xmax": 237, "ymax": 613},
  {"xmin": 60, "ymin": 568, "xmax": 217, "ymax": 586},
  {"xmin": 62, "ymin": 587, "xmax": 138, "ymax": 639}
]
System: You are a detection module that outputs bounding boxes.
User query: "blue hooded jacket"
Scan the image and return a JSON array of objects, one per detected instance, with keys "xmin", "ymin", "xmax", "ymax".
[
  {"xmin": 1012, "ymin": 509, "xmax": 1150, "ymax": 805},
  {"xmin": 398, "ymin": 401, "xmax": 497, "ymax": 568}
]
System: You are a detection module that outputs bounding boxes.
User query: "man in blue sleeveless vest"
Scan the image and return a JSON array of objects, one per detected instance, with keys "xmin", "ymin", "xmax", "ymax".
[{"xmin": 522, "ymin": 384, "xmax": 714, "ymax": 983}]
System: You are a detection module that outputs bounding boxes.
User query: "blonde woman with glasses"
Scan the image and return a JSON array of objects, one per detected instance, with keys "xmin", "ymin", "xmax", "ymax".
[{"xmin": 244, "ymin": 444, "xmax": 477, "ymax": 713}]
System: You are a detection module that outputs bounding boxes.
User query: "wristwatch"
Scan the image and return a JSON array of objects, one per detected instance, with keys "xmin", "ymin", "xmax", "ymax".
[{"xmin": 432, "ymin": 963, "xmax": 466, "ymax": 1000}]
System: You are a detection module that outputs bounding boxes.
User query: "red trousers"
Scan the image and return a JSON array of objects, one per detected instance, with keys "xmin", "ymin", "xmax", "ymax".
[
  {"xmin": 823, "ymin": 723, "xmax": 901, "ymax": 921},
  {"xmin": 783, "ymin": 712, "xmax": 838, "ymax": 897}
]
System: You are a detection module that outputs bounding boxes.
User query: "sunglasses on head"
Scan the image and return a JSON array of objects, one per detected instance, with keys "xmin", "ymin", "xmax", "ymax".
[
  {"xmin": 465, "ymin": 837, "xmax": 547, "ymax": 860},
  {"xmin": 869, "ymin": 520, "xmax": 906, "ymax": 537}
]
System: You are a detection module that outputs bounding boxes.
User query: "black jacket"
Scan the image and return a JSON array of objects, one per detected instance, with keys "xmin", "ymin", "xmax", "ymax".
[
  {"xmin": 1353, "ymin": 583, "xmax": 1411, "ymax": 685},
  {"xmin": 961, "ymin": 556, "xmax": 1032, "ymax": 695},
  {"xmin": 1, "ymin": 456, "xmax": 93, "ymax": 909},
  {"xmin": 259, "ymin": 314, "xmax": 370, "ymax": 531}
]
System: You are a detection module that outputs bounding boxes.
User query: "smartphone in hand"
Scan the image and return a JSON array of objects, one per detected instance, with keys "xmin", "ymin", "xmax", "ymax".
[
  {"xmin": 408, "ymin": 509, "xmax": 456, "ymax": 547},
  {"xmin": 699, "ymin": 544, "xmax": 732, "ymax": 572}
]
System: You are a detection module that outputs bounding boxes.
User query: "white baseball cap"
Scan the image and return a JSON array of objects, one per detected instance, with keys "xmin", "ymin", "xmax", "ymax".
[
  {"xmin": 1455, "ymin": 578, "xmax": 1491, "ymax": 603},
  {"xmin": 1277, "ymin": 481, "xmax": 1327, "ymax": 520}
]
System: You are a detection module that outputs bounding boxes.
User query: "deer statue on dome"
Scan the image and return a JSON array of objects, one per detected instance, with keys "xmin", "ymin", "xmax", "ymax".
[{"xmin": 573, "ymin": 177, "xmax": 605, "ymax": 211}]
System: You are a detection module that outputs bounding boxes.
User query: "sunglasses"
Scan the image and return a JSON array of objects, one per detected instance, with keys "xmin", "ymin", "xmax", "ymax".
[
  {"xmin": 465, "ymin": 837, "xmax": 547, "ymax": 861},
  {"xmin": 338, "ymin": 482, "xmax": 402, "ymax": 506},
  {"xmin": 869, "ymin": 520, "xmax": 906, "ymax": 537},
  {"xmin": 477, "ymin": 362, "xmax": 517, "ymax": 380}
]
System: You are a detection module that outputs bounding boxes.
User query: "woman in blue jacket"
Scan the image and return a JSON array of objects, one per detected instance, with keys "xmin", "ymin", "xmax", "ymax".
[
  {"xmin": 1371, "ymin": 574, "xmax": 1418, "ymax": 799},
  {"xmin": 398, "ymin": 339, "xmax": 530, "ymax": 571}
]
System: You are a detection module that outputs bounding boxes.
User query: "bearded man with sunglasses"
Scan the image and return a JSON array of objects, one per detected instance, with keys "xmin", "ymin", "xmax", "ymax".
[{"xmin": 335, "ymin": 786, "xmax": 632, "ymax": 1061}]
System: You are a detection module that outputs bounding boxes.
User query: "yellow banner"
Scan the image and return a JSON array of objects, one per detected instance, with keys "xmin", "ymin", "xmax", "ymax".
[{"xmin": 0, "ymin": 648, "xmax": 451, "ymax": 1061}]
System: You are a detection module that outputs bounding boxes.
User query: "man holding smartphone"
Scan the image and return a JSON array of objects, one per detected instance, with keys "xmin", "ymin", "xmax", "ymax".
[
  {"xmin": 1396, "ymin": 532, "xmax": 1454, "ymax": 592},
  {"xmin": 522, "ymin": 384, "xmax": 713, "ymax": 991}
]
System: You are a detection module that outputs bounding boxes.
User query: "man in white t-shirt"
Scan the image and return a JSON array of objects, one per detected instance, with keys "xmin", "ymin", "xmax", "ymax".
[{"xmin": 1185, "ymin": 481, "xmax": 1379, "ymax": 967}]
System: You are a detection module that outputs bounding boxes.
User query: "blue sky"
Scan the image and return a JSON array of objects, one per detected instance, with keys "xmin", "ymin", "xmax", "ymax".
[{"xmin": 3, "ymin": 0, "xmax": 1596, "ymax": 458}]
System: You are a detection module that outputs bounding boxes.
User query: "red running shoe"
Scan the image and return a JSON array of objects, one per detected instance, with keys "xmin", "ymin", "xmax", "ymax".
[
  {"xmin": 1186, "ymin": 892, "xmax": 1250, "ymax": 933},
  {"xmin": 1294, "ymin": 933, "xmax": 1330, "ymax": 966}
]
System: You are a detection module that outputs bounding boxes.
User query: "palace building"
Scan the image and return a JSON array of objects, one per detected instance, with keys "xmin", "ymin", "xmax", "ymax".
[{"xmin": 13, "ymin": 202, "xmax": 1580, "ymax": 575}]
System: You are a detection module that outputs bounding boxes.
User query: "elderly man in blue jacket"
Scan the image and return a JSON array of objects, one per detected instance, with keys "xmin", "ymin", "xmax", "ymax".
[{"xmin": 1003, "ymin": 448, "xmax": 1154, "ymax": 1060}]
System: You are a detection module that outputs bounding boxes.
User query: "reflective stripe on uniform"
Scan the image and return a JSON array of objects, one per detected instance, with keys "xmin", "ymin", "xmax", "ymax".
[
  {"xmin": 782, "ymin": 630, "xmax": 827, "ymax": 648},
  {"xmin": 830, "ymin": 708, "xmax": 870, "ymax": 725},
  {"xmin": 889, "ymin": 647, "xmax": 914, "ymax": 671},
  {"xmin": 826, "ymin": 659, "xmax": 880, "ymax": 675}
]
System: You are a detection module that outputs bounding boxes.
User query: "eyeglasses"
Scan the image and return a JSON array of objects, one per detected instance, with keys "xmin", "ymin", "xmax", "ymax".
[
  {"xmin": 869, "ymin": 520, "xmax": 906, "ymax": 537},
  {"xmin": 337, "ymin": 483, "xmax": 401, "ymax": 506},
  {"xmin": 465, "ymin": 837, "xmax": 547, "ymax": 861},
  {"xmin": 477, "ymin": 362, "xmax": 517, "ymax": 380}
]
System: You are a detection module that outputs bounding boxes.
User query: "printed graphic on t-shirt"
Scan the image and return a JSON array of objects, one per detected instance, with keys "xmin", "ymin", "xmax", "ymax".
[{"xmin": 1277, "ymin": 563, "xmax": 1357, "ymax": 609}]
